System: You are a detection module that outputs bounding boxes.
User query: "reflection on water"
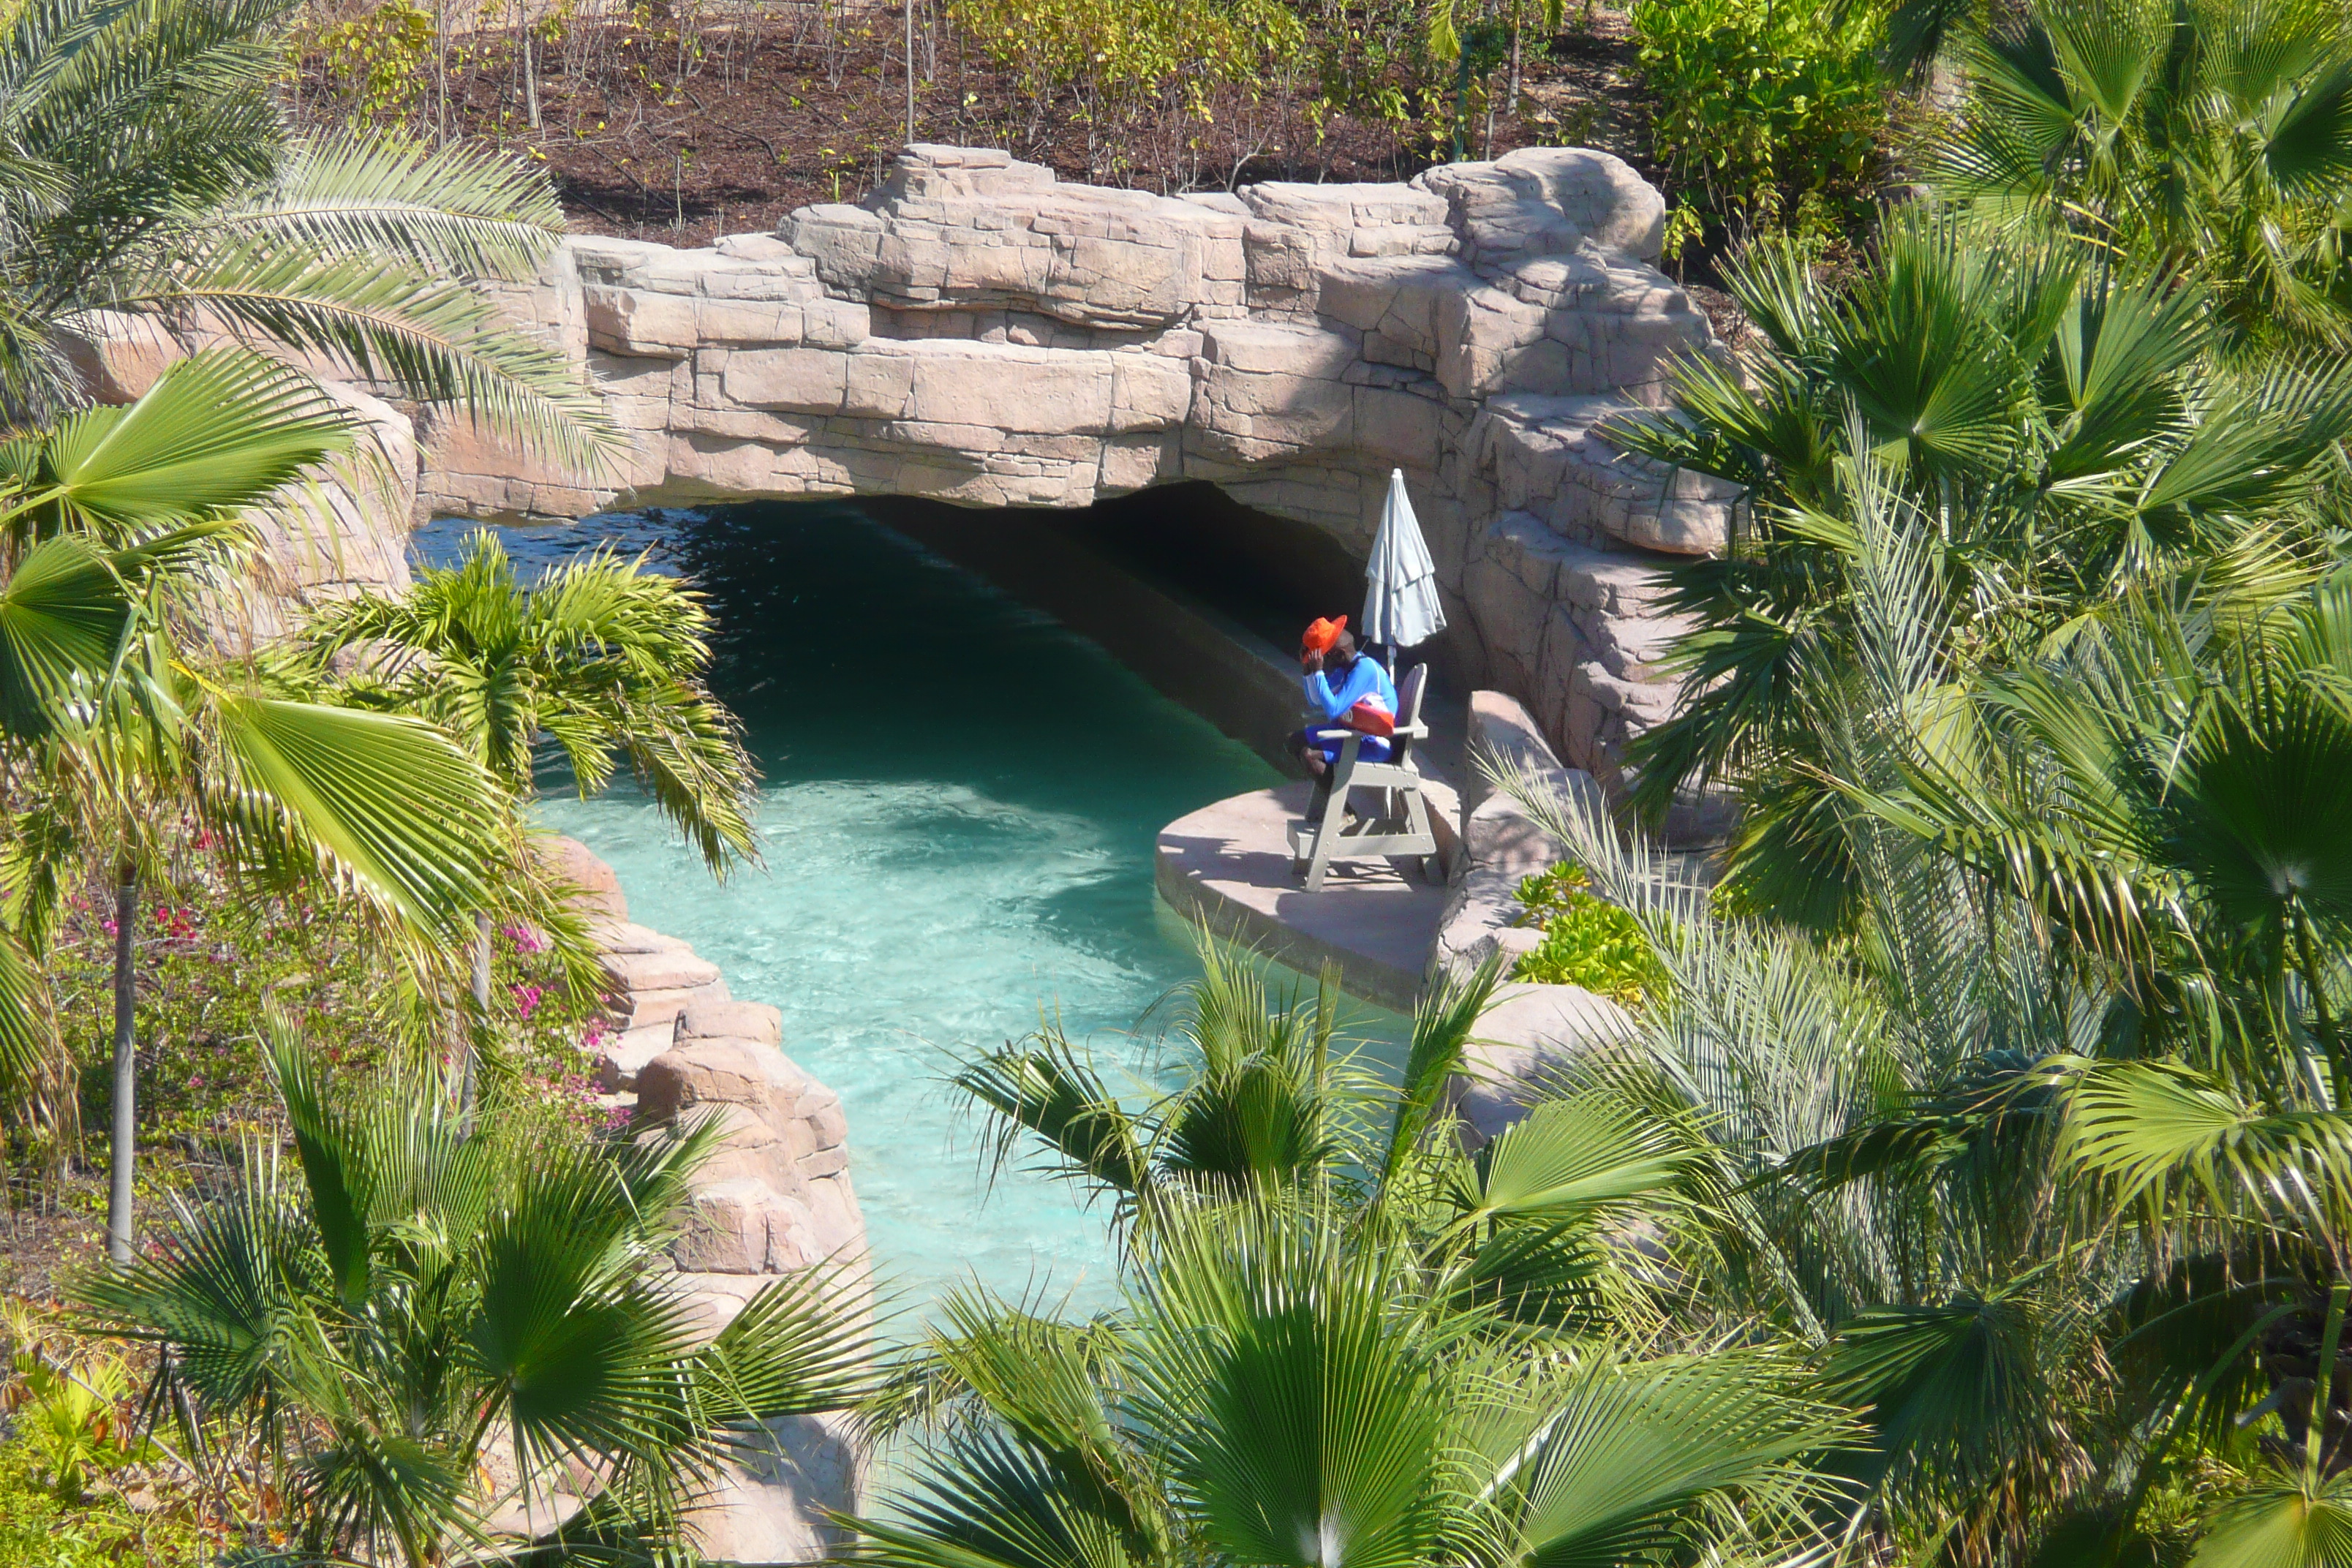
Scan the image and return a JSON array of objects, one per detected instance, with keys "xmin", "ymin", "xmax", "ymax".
[{"xmin": 415, "ymin": 502, "xmax": 1401, "ymax": 1316}]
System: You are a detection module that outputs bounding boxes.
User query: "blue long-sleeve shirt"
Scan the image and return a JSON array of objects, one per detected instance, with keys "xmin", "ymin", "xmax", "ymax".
[{"xmin": 1303, "ymin": 657, "xmax": 1397, "ymax": 725}]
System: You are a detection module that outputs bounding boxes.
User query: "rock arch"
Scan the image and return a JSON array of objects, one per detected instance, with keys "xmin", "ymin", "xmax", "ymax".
[{"xmin": 426, "ymin": 143, "xmax": 1738, "ymax": 804}]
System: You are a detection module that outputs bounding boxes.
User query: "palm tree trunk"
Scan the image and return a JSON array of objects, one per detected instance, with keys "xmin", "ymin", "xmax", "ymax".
[
  {"xmin": 518, "ymin": 0, "xmax": 541, "ymax": 129},
  {"xmin": 106, "ymin": 862, "xmax": 137, "ymax": 1266},
  {"xmin": 464, "ymin": 908, "xmax": 491, "ymax": 1126},
  {"xmin": 1507, "ymin": 4, "xmax": 1522, "ymax": 116}
]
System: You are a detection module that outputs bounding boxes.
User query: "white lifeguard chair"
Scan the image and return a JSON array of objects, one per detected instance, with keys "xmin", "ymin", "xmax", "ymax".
[{"xmin": 1289, "ymin": 661, "xmax": 1440, "ymax": 892}]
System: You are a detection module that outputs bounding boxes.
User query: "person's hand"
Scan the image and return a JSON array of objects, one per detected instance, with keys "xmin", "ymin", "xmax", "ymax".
[{"xmin": 1301, "ymin": 650, "xmax": 1324, "ymax": 675}]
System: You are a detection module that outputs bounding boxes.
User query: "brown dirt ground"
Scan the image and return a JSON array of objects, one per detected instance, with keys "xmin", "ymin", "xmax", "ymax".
[{"xmin": 297, "ymin": 1, "xmax": 1670, "ymax": 251}]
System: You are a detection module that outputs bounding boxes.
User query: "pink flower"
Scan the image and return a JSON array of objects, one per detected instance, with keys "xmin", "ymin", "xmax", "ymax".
[{"xmin": 510, "ymin": 982, "xmax": 543, "ymax": 1022}]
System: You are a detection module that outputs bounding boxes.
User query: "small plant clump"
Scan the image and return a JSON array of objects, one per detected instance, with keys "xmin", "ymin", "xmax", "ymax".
[
  {"xmin": 0, "ymin": 1303, "xmax": 213, "ymax": 1567},
  {"xmin": 1508, "ymin": 861, "xmax": 1667, "ymax": 1007}
]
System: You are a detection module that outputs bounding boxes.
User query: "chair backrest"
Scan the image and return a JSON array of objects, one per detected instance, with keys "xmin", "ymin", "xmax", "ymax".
[{"xmin": 1392, "ymin": 662, "xmax": 1428, "ymax": 766}]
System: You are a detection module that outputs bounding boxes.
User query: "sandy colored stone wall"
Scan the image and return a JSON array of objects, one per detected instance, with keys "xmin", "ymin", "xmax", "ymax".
[
  {"xmin": 421, "ymin": 142, "xmax": 1735, "ymax": 807},
  {"xmin": 541, "ymin": 834, "xmax": 867, "ymax": 1565}
]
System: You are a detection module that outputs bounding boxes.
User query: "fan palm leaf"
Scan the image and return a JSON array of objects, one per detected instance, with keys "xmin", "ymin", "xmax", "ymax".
[
  {"xmin": 0, "ymin": 347, "xmax": 352, "ymax": 549},
  {"xmin": 81, "ymin": 1025, "xmax": 878, "ymax": 1564},
  {"xmin": 1491, "ymin": 1350, "xmax": 1852, "ymax": 1568},
  {"xmin": 2192, "ymin": 1467, "xmax": 2352, "ymax": 1567},
  {"xmin": 195, "ymin": 687, "xmax": 504, "ymax": 949}
]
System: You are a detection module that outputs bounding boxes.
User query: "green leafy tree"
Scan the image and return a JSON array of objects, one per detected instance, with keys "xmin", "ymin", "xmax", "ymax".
[
  {"xmin": 1925, "ymin": 0, "xmax": 2352, "ymax": 355},
  {"xmin": 302, "ymin": 529, "xmax": 761, "ymax": 1108},
  {"xmin": 78, "ymin": 1021, "xmax": 875, "ymax": 1565},
  {"xmin": 1608, "ymin": 211, "xmax": 2352, "ymax": 924},
  {"xmin": 1629, "ymin": 0, "xmax": 1889, "ymax": 233},
  {"xmin": 0, "ymin": 350, "xmax": 516, "ymax": 1262}
]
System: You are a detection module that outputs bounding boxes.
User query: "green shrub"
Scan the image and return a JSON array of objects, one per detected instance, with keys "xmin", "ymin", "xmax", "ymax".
[
  {"xmin": 1510, "ymin": 864, "xmax": 1669, "ymax": 1009},
  {"xmin": 20, "ymin": 852, "xmax": 608, "ymax": 1200},
  {"xmin": 1629, "ymin": 0, "xmax": 1888, "ymax": 233},
  {"xmin": 0, "ymin": 1424, "xmax": 209, "ymax": 1568}
]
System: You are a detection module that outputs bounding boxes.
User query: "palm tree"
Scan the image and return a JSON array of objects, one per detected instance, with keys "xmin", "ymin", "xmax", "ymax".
[
  {"xmin": 1923, "ymin": 0, "xmax": 2352, "ymax": 356},
  {"xmin": 302, "ymin": 528, "xmax": 761, "ymax": 1108},
  {"xmin": 78, "ymin": 1019, "xmax": 875, "ymax": 1565},
  {"xmin": 859, "ymin": 1209, "xmax": 1852, "ymax": 1568},
  {"xmin": 865, "ymin": 940, "xmax": 1856, "ymax": 1568},
  {"xmin": 1605, "ymin": 211, "xmax": 2352, "ymax": 923},
  {"xmin": 1480, "ymin": 468, "xmax": 2352, "ymax": 1561},
  {"xmin": 0, "ymin": 0, "xmax": 617, "ymax": 466},
  {"xmin": 0, "ymin": 348, "xmax": 519, "ymax": 1262},
  {"xmin": 1859, "ymin": 570, "xmax": 2352, "ymax": 1098}
]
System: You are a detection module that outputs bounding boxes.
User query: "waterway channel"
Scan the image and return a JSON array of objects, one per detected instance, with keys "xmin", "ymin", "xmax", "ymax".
[{"xmin": 414, "ymin": 501, "xmax": 1406, "ymax": 1319}]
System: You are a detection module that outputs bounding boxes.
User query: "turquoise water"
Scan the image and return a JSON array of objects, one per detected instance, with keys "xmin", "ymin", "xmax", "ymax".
[{"xmin": 416, "ymin": 502, "xmax": 1396, "ymax": 1316}]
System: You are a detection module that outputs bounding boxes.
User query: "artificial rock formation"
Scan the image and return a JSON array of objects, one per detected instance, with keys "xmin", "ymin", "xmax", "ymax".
[
  {"xmin": 540, "ymin": 836, "xmax": 866, "ymax": 1564},
  {"xmin": 1428, "ymin": 691, "xmax": 1637, "ymax": 1147},
  {"xmin": 426, "ymin": 143, "xmax": 1737, "ymax": 802}
]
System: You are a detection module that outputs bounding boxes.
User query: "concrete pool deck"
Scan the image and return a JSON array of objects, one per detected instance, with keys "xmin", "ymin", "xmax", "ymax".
[
  {"xmin": 1156, "ymin": 692, "xmax": 1657, "ymax": 1153},
  {"xmin": 1155, "ymin": 781, "xmax": 1455, "ymax": 1012}
]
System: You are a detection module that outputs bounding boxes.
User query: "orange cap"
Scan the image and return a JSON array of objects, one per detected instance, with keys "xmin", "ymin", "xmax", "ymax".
[{"xmin": 1302, "ymin": 615, "xmax": 1348, "ymax": 655}]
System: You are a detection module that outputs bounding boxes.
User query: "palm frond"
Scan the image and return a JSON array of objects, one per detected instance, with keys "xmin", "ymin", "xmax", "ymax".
[
  {"xmin": 1382, "ymin": 951, "xmax": 1509, "ymax": 1186},
  {"xmin": 218, "ymin": 132, "xmax": 565, "ymax": 282},
  {"xmin": 954, "ymin": 1034, "xmax": 1152, "ymax": 1199},
  {"xmin": 196, "ymin": 687, "xmax": 508, "ymax": 949},
  {"xmin": 689, "ymin": 1262, "xmax": 880, "ymax": 1433},
  {"xmin": 0, "ymin": 347, "xmax": 351, "ymax": 540},
  {"xmin": 1496, "ymin": 1349, "xmax": 1852, "ymax": 1568},
  {"xmin": 125, "ymin": 245, "xmax": 620, "ymax": 476}
]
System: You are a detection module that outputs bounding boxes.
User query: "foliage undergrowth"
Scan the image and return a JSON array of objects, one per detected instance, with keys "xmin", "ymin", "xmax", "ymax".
[
  {"xmin": 0, "ymin": 1441, "xmax": 208, "ymax": 1568},
  {"xmin": 1629, "ymin": 0, "xmax": 1888, "ymax": 236},
  {"xmin": 1509, "ymin": 862, "xmax": 1668, "ymax": 1006},
  {"xmin": 0, "ymin": 1306, "xmax": 211, "ymax": 1568},
  {"xmin": 946, "ymin": 0, "xmax": 1313, "ymax": 186},
  {"xmin": 9, "ymin": 831, "xmax": 610, "ymax": 1214}
]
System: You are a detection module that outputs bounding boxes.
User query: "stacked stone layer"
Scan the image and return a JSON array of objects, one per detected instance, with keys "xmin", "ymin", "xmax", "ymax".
[{"xmin": 540, "ymin": 836, "xmax": 864, "ymax": 1564}]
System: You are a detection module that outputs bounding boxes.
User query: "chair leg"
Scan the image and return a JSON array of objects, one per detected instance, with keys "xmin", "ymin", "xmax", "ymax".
[
  {"xmin": 1401, "ymin": 790, "xmax": 1437, "ymax": 883},
  {"xmin": 1303, "ymin": 764, "xmax": 1352, "ymax": 892},
  {"xmin": 1295, "ymin": 774, "xmax": 1332, "ymax": 874},
  {"xmin": 1402, "ymin": 786, "xmax": 1431, "ymax": 844}
]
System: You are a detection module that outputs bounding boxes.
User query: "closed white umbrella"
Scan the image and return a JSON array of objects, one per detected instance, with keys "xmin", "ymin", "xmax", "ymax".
[{"xmin": 1361, "ymin": 468, "xmax": 1447, "ymax": 659}]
